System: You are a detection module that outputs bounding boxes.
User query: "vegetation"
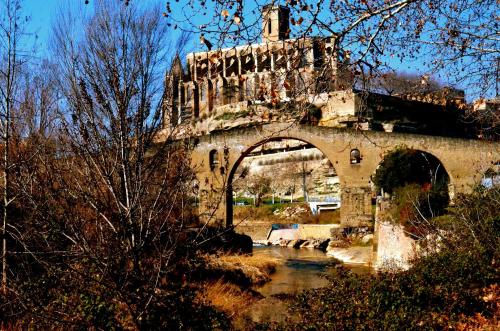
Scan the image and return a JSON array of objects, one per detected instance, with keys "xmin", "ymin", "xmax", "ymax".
[
  {"xmin": 0, "ymin": 1, "xmax": 229, "ymax": 329},
  {"xmin": 256, "ymin": 186, "xmax": 500, "ymax": 330},
  {"xmin": 0, "ymin": 0, "xmax": 497, "ymax": 329},
  {"xmin": 214, "ymin": 110, "xmax": 250, "ymax": 121},
  {"xmin": 373, "ymin": 147, "xmax": 450, "ymax": 234}
]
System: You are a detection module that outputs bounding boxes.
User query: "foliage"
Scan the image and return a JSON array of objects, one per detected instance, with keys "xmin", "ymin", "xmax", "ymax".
[
  {"xmin": 214, "ymin": 110, "xmax": 250, "ymax": 121},
  {"xmin": 263, "ymin": 187, "xmax": 499, "ymax": 330},
  {"xmin": 388, "ymin": 183, "xmax": 449, "ymax": 232},
  {"xmin": 373, "ymin": 147, "xmax": 448, "ymax": 194}
]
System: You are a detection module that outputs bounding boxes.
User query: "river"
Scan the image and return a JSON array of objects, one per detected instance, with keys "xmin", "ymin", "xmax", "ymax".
[
  {"xmin": 252, "ymin": 246, "xmax": 371, "ymax": 296},
  {"xmin": 240, "ymin": 246, "xmax": 371, "ymax": 325}
]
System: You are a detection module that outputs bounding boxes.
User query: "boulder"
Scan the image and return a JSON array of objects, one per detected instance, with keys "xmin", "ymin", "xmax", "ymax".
[
  {"xmin": 317, "ymin": 239, "xmax": 330, "ymax": 251},
  {"xmin": 361, "ymin": 234, "xmax": 374, "ymax": 244},
  {"xmin": 288, "ymin": 239, "xmax": 306, "ymax": 248},
  {"xmin": 300, "ymin": 240, "xmax": 310, "ymax": 248}
]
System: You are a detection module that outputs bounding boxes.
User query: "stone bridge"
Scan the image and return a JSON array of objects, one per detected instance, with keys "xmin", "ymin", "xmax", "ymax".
[{"xmin": 190, "ymin": 123, "xmax": 499, "ymax": 227}]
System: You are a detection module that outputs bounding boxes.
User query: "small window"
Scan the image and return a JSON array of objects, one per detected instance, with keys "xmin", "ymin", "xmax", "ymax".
[
  {"xmin": 350, "ymin": 149, "xmax": 361, "ymax": 164},
  {"xmin": 268, "ymin": 19, "xmax": 272, "ymax": 34},
  {"xmin": 209, "ymin": 150, "xmax": 219, "ymax": 171}
]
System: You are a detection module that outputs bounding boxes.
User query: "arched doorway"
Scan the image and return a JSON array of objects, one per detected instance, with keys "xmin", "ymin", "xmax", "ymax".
[{"xmin": 226, "ymin": 138, "xmax": 342, "ymax": 238}]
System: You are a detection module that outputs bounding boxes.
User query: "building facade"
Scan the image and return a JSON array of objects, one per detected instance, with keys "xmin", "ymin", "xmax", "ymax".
[
  {"xmin": 165, "ymin": 5, "xmax": 352, "ymax": 129},
  {"xmin": 163, "ymin": 4, "xmax": 472, "ymax": 140}
]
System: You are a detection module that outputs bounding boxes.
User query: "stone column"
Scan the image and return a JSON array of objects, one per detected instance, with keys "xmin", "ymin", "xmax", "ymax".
[
  {"xmin": 253, "ymin": 51, "xmax": 259, "ymax": 73},
  {"xmin": 309, "ymin": 46, "xmax": 315, "ymax": 70},
  {"xmin": 222, "ymin": 57, "xmax": 227, "ymax": 77},
  {"xmin": 177, "ymin": 81, "xmax": 183, "ymax": 125},
  {"xmin": 237, "ymin": 52, "xmax": 242, "ymax": 75},
  {"xmin": 193, "ymin": 57, "xmax": 197, "ymax": 81},
  {"xmin": 208, "ymin": 53, "xmax": 213, "ymax": 79},
  {"xmin": 340, "ymin": 185, "xmax": 372, "ymax": 227},
  {"xmin": 270, "ymin": 51, "xmax": 275, "ymax": 71}
]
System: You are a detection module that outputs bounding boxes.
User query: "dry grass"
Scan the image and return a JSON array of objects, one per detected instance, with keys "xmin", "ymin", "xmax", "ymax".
[
  {"xmin": 201, "ymin": 279, "xmax": 258, "ymax": 317},
  {"xmin": 218, "ymin": 254, "xmax": 279, "ymax": 276},
  {"xmin": 234, "ymin": 205, "xmax": 276, "ymax": 224},
  {"xmin": 202, "ymin": 253, "xmax": 279, "ymax": 287},
  {"xmin": 0, "ymin": 323, "xmax": 22, "ymax": 331},
  {"xmin": 302, "ymin": 209, "xmax": 341, "ymax": 224},
  {"xmin": 455, "ymin": 284, "xmax": 500, "ymax": 331}
]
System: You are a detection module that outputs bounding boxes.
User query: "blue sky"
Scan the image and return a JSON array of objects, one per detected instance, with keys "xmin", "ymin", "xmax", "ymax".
[
  {"xmin": 20, "ymin": 0, "xmax": 488, "ymax": 99},
  {"xmin": 23, "ymin": 0, "xmax": 176, "ymax": 56},
  {"xmin": 24, "ymin": 0, "xmax": 71, "ymax": 55}
]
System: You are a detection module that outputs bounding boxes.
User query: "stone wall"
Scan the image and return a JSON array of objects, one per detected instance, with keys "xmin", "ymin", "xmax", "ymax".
[
  {"xmin": 189, "ymin": 123, "xmax": 500, "ymax": 228},
  {"xmin": 373, "ymin": 220, "xmax": 416, "ymax": 270}
]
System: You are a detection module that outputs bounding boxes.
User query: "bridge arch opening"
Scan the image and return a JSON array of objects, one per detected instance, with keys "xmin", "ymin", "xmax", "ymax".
[
  {"xmin": 481, "ymin": 161, "xmax": 500, "ymax": 189},
  {"xmin": 226, "ymin": 138, "xmax": 343, "ymax": 238},
  {"xmin": 372, "ymin": 147, "xmax": 451, "ymax": 231}
]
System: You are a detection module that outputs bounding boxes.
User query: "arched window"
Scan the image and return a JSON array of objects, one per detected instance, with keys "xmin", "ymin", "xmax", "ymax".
[
  {"xmin": 350, "ymin": 149, "xmax": 361, "ymax": 164},
  {"xmin": 193, "ymin": 82, "xmax": 199, "ymax": 118},
  {"xmin": 267, "ymin": 19, "xmax": 272, "ymax": 34},
  {"xmin": 209, "ymin": 149, "xmax": 219, "ymax": 171},
  {"xmin": 207, "ymin": 80, "xmax": 214, "ymax": 113}
]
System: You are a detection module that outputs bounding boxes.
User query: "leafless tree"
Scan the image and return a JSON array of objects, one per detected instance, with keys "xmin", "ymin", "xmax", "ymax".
[
  {"xmin": 245, "ymin": 172, "xmax": 271, "ymax": 206},
  {"xmin": 166, "ymin": 0, "xmax": 497, "ymax": 99},
  {"xmin": 39, "ymin": 0, "xmax": 198, "ymax": 326},
  {"xmin": 0, "ymin": 0, "xmax": 29, "ymax": 294},
  {"xmin": 361, "ymin": 71, "xmax": 442, "ymax": 96}
]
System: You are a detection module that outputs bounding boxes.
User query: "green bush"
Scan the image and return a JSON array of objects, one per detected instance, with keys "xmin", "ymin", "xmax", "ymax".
[
  {"xmin": 373, "ymin": 147, "xmax": 449, "ymax": 194},
  {"xmin": 389, "ymin": 182, "xmax": 449, "ymax": 233},
  {"xmin": 261, "ymin": 187, "xmax": 499, "ymax": 330}
]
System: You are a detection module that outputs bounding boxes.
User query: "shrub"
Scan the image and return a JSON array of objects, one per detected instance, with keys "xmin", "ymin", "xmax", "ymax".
[
  {"xmin": 263, "ymin": 187, "xmax": 499, "ymax": 330},
  {"xmin": 373, "ymin": 147, "xmax": 449, "ymax": 194}
]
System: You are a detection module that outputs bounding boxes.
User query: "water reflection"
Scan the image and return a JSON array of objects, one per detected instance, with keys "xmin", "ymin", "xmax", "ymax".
[{"xmin": 253, "ymin": 246, "xmax": 371, "ymax": 297}]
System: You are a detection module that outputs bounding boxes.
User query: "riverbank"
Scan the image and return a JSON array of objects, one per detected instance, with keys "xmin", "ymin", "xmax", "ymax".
[
  {"xmin": 198, "ymin": 252, "xmax": 281, "ymax": 320},
  {"xmin": 252, "ymin": 224, "xmax": 375, "ymax": 266},
  {"xmin": 200, "ymin": 245, "xmax": 375, "ymax": 328}
]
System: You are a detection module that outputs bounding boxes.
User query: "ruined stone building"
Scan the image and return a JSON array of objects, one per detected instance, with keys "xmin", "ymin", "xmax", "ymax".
[
  {"xmin": 163, "ymin": 4, "xmax": 473, "ymax": 139},
  {"xmin": 164, "ymin": 5, "xmax": 351, "ymax": 129}
]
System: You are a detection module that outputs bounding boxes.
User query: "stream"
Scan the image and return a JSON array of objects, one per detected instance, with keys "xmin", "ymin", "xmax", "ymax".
[
  {"xmin": 242, "ymin": 246, "xmax": 372, "ymax": 324},
  {"xmin": 252, "ymin": 246, "xmax": 371, "ymax": 296}
]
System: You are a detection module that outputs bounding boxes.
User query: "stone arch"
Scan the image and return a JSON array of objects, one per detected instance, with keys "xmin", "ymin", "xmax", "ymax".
[
  {"xmin": 191, "ymin": 123, "xmax": 500, "ymax": 228},
  {"xmin": 241, "ymin": 53, "xmax": 255, "ymax": 73},
  {"xmin": 370, "ymin": 142, "xmax": 479, "ymax": 201},
  {"xmin": 225, "ymin": 136, "xmax": 344, "ymax": 227},
  {"xmin": 372, "ymin": 147, "xmax": 452, "ymax": 202}
]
